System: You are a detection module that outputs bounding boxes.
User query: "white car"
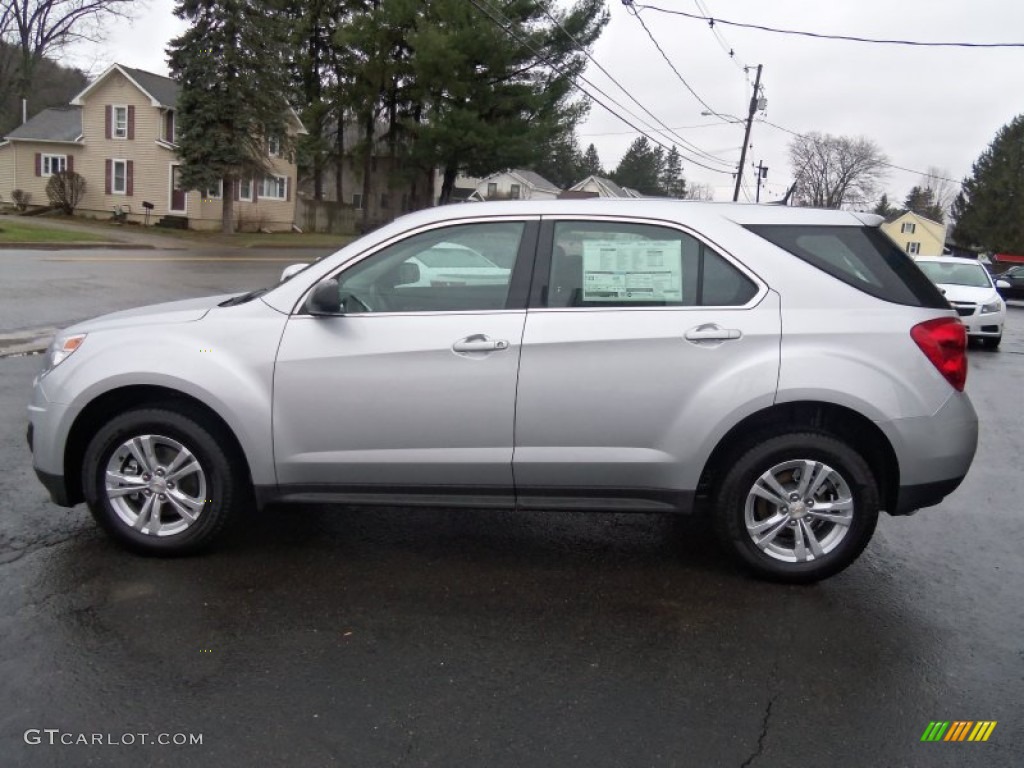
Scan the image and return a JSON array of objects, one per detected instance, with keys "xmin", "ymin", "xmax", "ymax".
[
  {"xmin": 402, "ymin": 243, "xmax": 510, "ymax": 287},
  {"xmin": 916, "ymin": 256, "xmax": 1006, "ymax": 348}
]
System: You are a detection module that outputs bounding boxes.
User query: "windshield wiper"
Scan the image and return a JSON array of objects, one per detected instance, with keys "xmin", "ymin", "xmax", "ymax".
[{"xmin": 218, "ymin": 288, "xmax": 269, "ymax": 307}]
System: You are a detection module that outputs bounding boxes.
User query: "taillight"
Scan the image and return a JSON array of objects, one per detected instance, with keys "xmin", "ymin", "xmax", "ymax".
[{"xmin": 910, "ymin": 317, "xmax": 967, "ymax": 391}]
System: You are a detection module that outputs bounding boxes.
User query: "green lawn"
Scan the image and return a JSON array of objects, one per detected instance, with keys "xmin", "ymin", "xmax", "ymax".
[{"xmin": 0, "ymin": 218, "xmax": 112, "ymax": 243}]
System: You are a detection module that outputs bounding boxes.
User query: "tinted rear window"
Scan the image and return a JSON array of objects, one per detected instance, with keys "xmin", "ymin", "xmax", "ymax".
[{"xmin": 746, "ymin": 225, "xmax": 948, "ymax": 308}]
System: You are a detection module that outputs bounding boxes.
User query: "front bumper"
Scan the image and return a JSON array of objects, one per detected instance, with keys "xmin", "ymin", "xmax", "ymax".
[
  {"xmin": 961, "ymin": 309, "xmax": 1005, "ymax": 337},
  {"xmin": 27, "ymin": 379, "xmax": 79, "ymax": 508}
]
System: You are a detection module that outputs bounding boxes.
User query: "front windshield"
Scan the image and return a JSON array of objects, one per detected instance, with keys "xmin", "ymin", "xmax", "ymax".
[{"xmin": 917, "ymin": 261, "xmax": 992, "ymax": 288}]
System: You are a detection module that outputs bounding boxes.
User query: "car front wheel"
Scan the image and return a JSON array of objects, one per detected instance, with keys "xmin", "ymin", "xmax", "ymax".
[
  {"xmin": 713, "ymin": 432, "xmax": 879, "ymax": 583},
  {"xmin": 82, "ymin": 407, "xmax": 244, "ymax": 555}
]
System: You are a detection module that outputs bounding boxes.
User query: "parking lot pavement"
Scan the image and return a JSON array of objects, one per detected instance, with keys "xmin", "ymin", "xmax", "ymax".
[{"xmin": 2, "ymin": 316, "xmax": 1023, "ymax": 767}]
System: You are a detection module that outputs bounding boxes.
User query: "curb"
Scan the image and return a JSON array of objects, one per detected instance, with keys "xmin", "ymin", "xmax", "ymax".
[
  {"xmin": 0, "ymin": 327, "xmax": 56, "ymax": 358},
  {"xmin": 0, "ymin": 242, "xmax": 158, "ymax": 250}
]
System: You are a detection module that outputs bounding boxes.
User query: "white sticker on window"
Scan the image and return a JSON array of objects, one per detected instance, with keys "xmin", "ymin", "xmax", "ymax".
[{"xmin": 581, "ymin": 240, "xmax": 683, "ymax": 301}]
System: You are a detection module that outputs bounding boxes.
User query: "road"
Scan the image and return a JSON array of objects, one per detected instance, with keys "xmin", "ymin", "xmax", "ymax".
[{"xmin": 1, "ymin": 247, "xmax": 1022, "ymax": 767}]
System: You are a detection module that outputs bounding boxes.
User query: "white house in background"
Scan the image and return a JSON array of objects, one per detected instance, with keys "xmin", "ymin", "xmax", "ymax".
[
  {"xmin": 467, "ymin": 169, "xmax": 561, "ymax": 201},
  {"xmin": 567, "ymin": 175, "xmax": 642, "ymax": 198}
]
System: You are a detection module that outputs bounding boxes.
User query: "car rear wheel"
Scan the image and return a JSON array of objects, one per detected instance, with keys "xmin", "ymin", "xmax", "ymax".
[
  {"xmin": 82, "ymin": 407, "xmax": 244, "ymax": 555},
  {"xmin": 713, "ymin": 432, "xmax": 879, "ymax": 583}
]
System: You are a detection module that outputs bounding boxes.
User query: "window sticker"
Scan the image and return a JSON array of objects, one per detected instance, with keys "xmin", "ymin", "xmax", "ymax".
[{"xmin": 581, "ymin": 240, "xmax": 683, "ymax": 301}]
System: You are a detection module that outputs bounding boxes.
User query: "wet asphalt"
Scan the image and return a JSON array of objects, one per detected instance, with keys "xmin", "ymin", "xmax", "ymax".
[{"xmin": 1, "ymin": 248, "xmax": 1022, "ymax": 767}]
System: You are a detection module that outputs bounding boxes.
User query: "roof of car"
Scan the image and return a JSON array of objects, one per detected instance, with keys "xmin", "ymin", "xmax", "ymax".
[
  {"xmin": 914, "ymin": 256, "xmax": 985, "ymax": 264},
  {"xmin": 390, "ymin": 200, "xmax": 883, "ymax": 229}
]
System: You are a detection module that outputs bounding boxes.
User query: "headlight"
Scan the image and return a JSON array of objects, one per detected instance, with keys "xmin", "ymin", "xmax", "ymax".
[
  {"xmin": 43, "ymin": 333, "xmax": 87, "ymax": 372},
  {"xmin": 980, "ymin": 299, "xmax": 1003, "ymax": 314}
]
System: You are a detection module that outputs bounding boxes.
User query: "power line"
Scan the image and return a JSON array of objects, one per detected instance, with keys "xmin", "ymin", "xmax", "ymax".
[
  {"xmin": 579, "ymin": 120, "xmax": 739, "ymax": 137},
  {"xmin": 633, "ymin": 4, "xmax": 1024, "ymax": 48},
  {"xmin": 693, "ymin": 0, "xmax": 747, "ymax": 71},
  {"xmin": 623, "ymin": 2, "xmax": 729, "ymax": 120},
  {"xmin": 467, "ymin": 0, "xmax": 734, "ymax": 174},
  {"xmin": 537, "ymin": 3, "xmax": 735, "ymax": 169}
]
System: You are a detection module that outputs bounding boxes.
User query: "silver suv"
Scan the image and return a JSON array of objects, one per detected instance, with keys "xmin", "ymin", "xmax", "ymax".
[{"xmin": 27, "ymin": 201, "xmax": 978, "ymax": 582}]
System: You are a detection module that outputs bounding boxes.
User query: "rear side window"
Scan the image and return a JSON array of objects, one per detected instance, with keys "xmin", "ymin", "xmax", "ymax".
[
  {"xmin": 747, "ymin": 225, "xmax": 948, "ymax": 308},
  {"xmin": 547, "ymin": 220, "xmax": 757, "ymax": 308}
]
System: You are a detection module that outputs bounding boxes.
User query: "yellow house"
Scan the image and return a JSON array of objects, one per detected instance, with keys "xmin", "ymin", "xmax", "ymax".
[
  {"xmin": 0, "ymin": 64, "xmax": 305, "ymax": 231},
  {"xmin": 881, "ymin": 211, "xmax": 947, "ymax": 257}
]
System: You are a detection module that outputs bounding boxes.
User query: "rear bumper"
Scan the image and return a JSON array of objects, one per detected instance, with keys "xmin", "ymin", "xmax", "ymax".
[{"xmin": 892, "ymin": 476, "xmax": 966, "ymax": 516}]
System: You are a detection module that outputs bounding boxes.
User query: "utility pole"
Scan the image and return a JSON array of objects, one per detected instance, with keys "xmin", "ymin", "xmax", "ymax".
[
  {"xmin": 755, "ymin": 161, "xmax": 768, "ymax": 202},
  {"xmin": 732, "ymin": 63, "xmax": 762, "ymax": 202}
]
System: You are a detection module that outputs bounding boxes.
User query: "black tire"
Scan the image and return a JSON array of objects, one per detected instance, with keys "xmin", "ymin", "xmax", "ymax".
[
  {"xmin": 712, "ymin": 432, "xmax": 879, "ymax": 584},
  {"xmin": 82, "ymin": 407, "xmax": 245, "ymax": 555}
]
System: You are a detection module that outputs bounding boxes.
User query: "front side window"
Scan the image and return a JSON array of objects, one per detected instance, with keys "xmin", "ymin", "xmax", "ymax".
[
  {"xmin": 328, "ymin": 221, "xmax": 525, "ymax": 314},
  {"xmin": 546, "ymin": 221, "xmax": 757, "ymax": 308},
  {"xmin": 112, "ymin": 159, "xmax": 127, "ymax": 194},
  {"xmin": 113, "ymin": 106, "xmax": 128, "ymax": 138},
  {"xmin": 42, "ymin": 154, "xmax": 67, "ymax": 176}
]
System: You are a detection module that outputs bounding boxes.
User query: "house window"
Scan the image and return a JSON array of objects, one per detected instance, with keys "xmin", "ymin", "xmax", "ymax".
[
  {"xmin": 906, "ymin": 242, "xmax": 921, "ymax": 255},
  {"xmin": 352, "ymin": 193, "xmax": 363, "ymax": 209},
  {"xmin": 112, "ymin": 159, "xmax": 128, "ymax": 194},
  {"xmin": 510, "ymin": 183, "xmax": 521, "ymax": 199},
  {"xmin": 165, "ymin": 111, "xmax": 176, "ymax": 143},
  {"xmin": 113, "ymin": 106, "xmax": 128, "ymax": 139},
  {"xmin": 267, "ymin": 136, "xmax": 281, "ymax": 157},
  {"xmin": 204, "ymin": 181, "xmax": 223, "ymax": 200},
  {"xmin": 259, "ymin": 175, "xmax": 287, "ymax": 200},
  {"xmin": 238, "ymin": 178, "xmax": 253, "ymax": 201},
  {"xmin": 487, "ymin": 182, "xmax": 498, "ymax": 197},
  {"xmin": 42, "ymin": 154, "xmax": 67, "ymax": 176},
  {"xmin": 380, "ymin": 192, "xmax": 389, "ymax": 209},
  {"xmin": 901, "ymin": 222, "xmax": 916, "ymax": 234}
]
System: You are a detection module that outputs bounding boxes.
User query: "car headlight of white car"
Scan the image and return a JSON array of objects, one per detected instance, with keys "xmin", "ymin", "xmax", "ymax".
[
  {"xmin": 980, "ymin": 299, "xmax": 1004, "ymax": 314},
  {"xmin": 40, "ymin": 333, "xmax": 87, "ymax": 375}
]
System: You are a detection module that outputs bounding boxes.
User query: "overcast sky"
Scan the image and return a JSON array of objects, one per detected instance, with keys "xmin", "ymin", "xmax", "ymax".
[{"xmin": 73, "ymin": 0, "xmax": 1024, "ymax": 204}]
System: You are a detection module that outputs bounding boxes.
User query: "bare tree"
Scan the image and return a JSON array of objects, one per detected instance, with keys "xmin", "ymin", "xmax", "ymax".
[
  {"xmin": 682, "ymin": 182, "xmax": 714, "ymax": 201},
  {"xmin": 1, "ymin": 0, "xmax": 137, "ymax": 106},
  {"xmin": 920, "ymin": 166, "xmax": 958, "ymax": 218},
  {"xmin": 789, "ymin": 132, "xmax": 888, "ymax": 209}
]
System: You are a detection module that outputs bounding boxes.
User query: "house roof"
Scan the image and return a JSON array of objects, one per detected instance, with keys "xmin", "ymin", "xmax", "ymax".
[
  {"xmin": 71, "ymin": 63, "xmax": 178, "ymax": 108},
  {"xmin": 511, "ymin": 169, "xmax": 560, "ymax": 193},
  {"xmin": 570, "ymin": 175, "xmax": 631, "ymax": 198},
  {"xmin": 5, "ymin": 106, "xmax": 82, "ymax": 143}
]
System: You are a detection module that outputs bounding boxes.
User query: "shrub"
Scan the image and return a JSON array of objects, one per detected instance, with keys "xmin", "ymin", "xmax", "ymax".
[
  {"xmin": 46, "ymin": 171, "xmax": 87, "ymax": 214},
  {"xmin": 12, "ymin": 189, "xmax": 31, "ymax": 211}
]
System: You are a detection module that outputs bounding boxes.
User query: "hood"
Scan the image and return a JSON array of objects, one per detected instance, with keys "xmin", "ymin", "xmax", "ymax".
[
  {"xmin": 934, "ymin": 284, "xmax": 1000, "ymax": 304},
  {"xmin": 65, "ymin": 294, "xmax": 235, "ymax": 334}
]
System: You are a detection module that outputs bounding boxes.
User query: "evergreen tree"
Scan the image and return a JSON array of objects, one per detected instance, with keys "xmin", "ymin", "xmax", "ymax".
[
  {"xmin": 661, "ymin": 146, "xmax": 686, "ymax": 198},
  {"xmin": 872, "ymin": 193, "xmax": 898, "ymax": 218},
  {"xmin": 953, "ymin": 113, "xmax": 1024, "ymax": 252},
  {"xmin": 168, "ymin": 0, "xmax": 293, "ymax": 234},
  {"xmin": 611, "ymin": 136, "xmax": 662, "ymax": 195},
  {"xmin": 904, "ymin": 185, "xmax": 944, "ymax": 222},
  {"xmin": 533, "ymin": 130, "xmax": 585, "ymax": 190},
  {"xmin": 581, "ymin": 143, "xmax": 603, "ymax": 177}
]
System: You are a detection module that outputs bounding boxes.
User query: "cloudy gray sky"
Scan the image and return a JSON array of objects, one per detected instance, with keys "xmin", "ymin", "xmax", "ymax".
[{"xmin": 76, "ymin": 0, "xmax": 1024, "ymax": 204}]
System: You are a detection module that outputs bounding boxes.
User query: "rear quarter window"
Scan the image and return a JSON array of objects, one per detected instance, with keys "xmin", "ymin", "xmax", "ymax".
[{"xmin": 746, "ymin": 225, "xmax": 948, "ymax": 308}]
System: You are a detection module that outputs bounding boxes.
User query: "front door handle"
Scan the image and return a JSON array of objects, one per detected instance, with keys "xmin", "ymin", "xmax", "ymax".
[
  {"xmin": 684, "ymin": 324, "xmax": 742, "ymax": 342},
  {"xmin": 452, "ymin": 335, "xmax": 510, "ymax": 353}
]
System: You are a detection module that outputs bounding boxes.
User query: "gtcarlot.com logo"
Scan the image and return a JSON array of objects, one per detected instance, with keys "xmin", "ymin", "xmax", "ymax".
[
  {"xmin": 24, "ymin": 729, "xmax": 203, "ymax": 746},
  {"xmin": 921, "ymin": 721, "xmax": 997, "ymax": 742}
]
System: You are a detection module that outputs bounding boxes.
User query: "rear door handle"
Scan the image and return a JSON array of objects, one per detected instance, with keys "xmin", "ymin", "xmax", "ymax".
[
  {"xmin": 684, "ymin": 324, "xmax": 742, "ymax": 342},
  {"xmin": 452, "ymin": 335, "xmax": 510, "ymax": 353}
]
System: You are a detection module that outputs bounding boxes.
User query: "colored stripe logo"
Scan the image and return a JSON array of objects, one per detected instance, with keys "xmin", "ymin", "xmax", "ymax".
[{"xmin": 921, "ymin": 721, "xmax": 997, "ymax": 742}]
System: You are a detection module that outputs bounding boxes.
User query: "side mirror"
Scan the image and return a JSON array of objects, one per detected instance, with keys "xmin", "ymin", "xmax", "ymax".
[
  {"xmin": 396, "ymin": 261, "xmax": 420, "ymax": 285},
  {"xmin": 996, "ymin": 279, "xmax": 1010, "ymax": 289},
  {"xmin": 307, "ymin": 279, "xmax": 342, "ymax": 315},
  {"xmin": 280, "ymin": 263, "xmax": 307, "ymax": 282}
]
